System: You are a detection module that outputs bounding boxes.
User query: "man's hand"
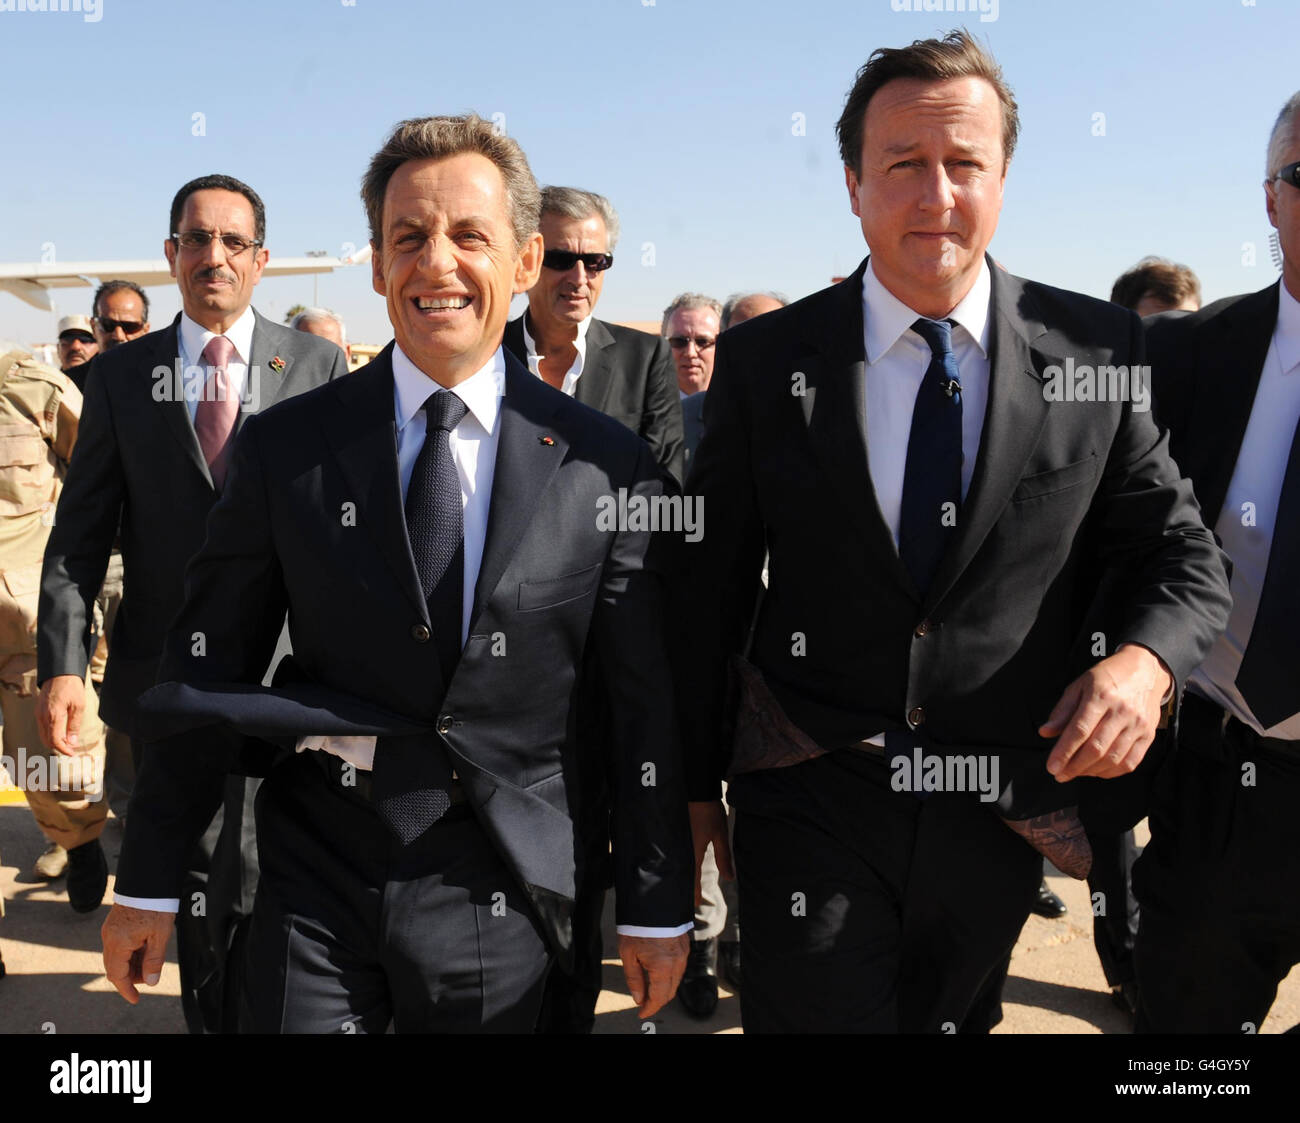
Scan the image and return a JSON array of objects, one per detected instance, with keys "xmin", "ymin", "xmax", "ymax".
[
  {"xmin": 618, "ymin": 933, "xmax": 689, "ymax": 1020},
  {"xmin": 689, "ymin": 799, "xmax": 734, "ymax": 907},
  {"xmin": 1039, "ymin": 644, "xmax": 1172, "ymax": 782},
  {"xmin": 37, "ymin": 674, "xmax": 87, "ymax": 756},
  {"xmin": 102, "ymin": 904, "xmax": 175, "ymax": 1004}
]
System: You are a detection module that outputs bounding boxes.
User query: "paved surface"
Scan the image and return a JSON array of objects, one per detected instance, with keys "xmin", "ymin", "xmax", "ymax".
[{"xmin": 1, "ymin": 799, "xmax": 1296, "ymax": 1034}]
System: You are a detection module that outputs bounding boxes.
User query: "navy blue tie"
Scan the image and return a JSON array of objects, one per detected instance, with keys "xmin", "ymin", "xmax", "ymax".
[
  {"xmin": 372, "ymin": 390, "xmax": 466, "ymax": 844},
  {"xmin": 898, "ymin": 318, "xmax": 963, "ymax": 597},
  {"xmin": 1235, "ymin": 412, "xmax": 1300, "ymax": 730}
]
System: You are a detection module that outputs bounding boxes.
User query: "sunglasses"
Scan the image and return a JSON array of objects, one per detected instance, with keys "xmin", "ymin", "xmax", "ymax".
[
  {"xmin": 59, "ymin": 332, "xmax": 95, "ymax": 344},
  {"xmin": 96, "ymin": 316, "xmax": 145, "ymax": 335},
  {"xmin": 171, "ymin": 230, "xmax": 262, "ymax": 255},
  {"xmin": 542, "ymin": 250, "xmax": 613, "ymax": 273},
  {"xmin": 668, "ymin": 335, "xmax": 717, "ymax": 351},
  {"xmin": 1270, "ymin": 160, "xmax": 1300, "ymax": 189}
]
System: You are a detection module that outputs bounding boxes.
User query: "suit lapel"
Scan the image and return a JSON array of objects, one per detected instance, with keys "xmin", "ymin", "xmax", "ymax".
[
  {"xmin": 923, "ymin": 264, "xmax": 1051, "ymax": 611},
  {"xmin": 154, "ymin": 316, "xmax": 216, "ymax": 489},
  {"xmin": 573, "ymin": 318, "xmax": 615, "ymax": 415},
  {"xmin": 321, "ymin": 345, "xmax": 429, "ymax": 625},
  {"xmin": 470, "ymin": 352, "xmax": 569, "ymax": 627},
  {"xmin": 239, "ymin": 310, "xmax": 288, "ymax": 428}
]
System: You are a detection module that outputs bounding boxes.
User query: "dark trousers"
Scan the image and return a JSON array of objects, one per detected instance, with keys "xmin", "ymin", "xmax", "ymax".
[
  {"xmin": 1088, "ymin": 829, "xmax": 1138, "ymax": 988},
  {"xmin": 535, "ymin": 883, "xmax": 606, "ymax": 1034},
  {"xmin": 730, "ymin": 748, "xmax": 1040, "ymax": 1033},
  {"xmin": 240, "ymin": 752, "xmax": 552, "ymax": 1033},
  {"xmin": 1134, "ymin": 700, "xmax": 1300, "ymax": 1033},
  {"xmin": 133, "ymin": 738, "xmax": 258, "ymax": 1035}
]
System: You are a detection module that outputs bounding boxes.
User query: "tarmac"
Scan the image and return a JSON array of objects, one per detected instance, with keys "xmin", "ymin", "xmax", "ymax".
[{"xmin": 0, "ymin": 798, "xmax": 1296, "ymax": 1035}]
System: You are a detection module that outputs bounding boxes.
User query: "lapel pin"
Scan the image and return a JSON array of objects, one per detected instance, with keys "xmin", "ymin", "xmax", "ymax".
[
  {"xmin": 269, "ymin": 356, "xmax": 285, "ymax": 373},
  {"xmin": 539, "ymin": 435, "xmax": 555, "ymax": 446}
]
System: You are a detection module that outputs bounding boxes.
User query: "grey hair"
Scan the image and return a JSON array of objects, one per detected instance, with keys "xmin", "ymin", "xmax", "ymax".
[
  {"xmin": 290, "ymin": 306, "xmax": 347, "ymax": 342},
  {"xmin": 721, "ymin": 291, "xmax": 788, "ymax": 331},
  {"xmin": 1266, "ymin": 91, "xmax": 1300, "ymax": 180},
  {"xmin": 661, "ymin": 292, "xmax": 723, "ymax": 336},
  {"xmin": 540, "ymin": 186, "xmax": 620, "ymax": 250}
]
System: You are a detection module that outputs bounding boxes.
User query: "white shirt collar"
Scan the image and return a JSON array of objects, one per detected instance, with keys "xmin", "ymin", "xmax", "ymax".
[
  {"xmin": 862, "ymin": 256, "xmax": 992, "ymax": 363},
  {"xmin": 178, "ymin": 305, "xmax": 256, "ymax": 366},
  {"xmin": 1275, "ymin": 279, "xmax": 1300, "ymax": 377},
  {"xmin": 521, "ymin": 309, "xmax": 591, "ymax": 374},
  {"xmin": 391, "ymin": 342, "xmax": 504, "ymax": 436}
]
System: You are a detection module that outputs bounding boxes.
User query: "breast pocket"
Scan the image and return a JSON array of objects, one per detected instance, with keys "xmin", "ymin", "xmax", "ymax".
[
  {"xmin": 1011, "ymin": 453, "xmax": 1098, "ymax": 503},
  {"xmin": 516, "ymin": 564, "xmax": 602, "ymax": 612}
]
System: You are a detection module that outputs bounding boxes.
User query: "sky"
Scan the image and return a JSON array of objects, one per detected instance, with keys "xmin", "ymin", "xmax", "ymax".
[{"xmin": 3, "ymin": 0, "xmax": 1298, "ymax": 347}]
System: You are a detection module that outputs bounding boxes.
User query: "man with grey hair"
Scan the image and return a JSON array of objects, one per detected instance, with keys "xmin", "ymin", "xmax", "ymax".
[
  {"xmin": 291, "ymin": 306, "xmax": 351, "ymax": 365},
  {"xmin": 662, "ymin": 293, "xmax": 722, "ymax": 399},
  {"xmin": 504, "ymin": 186, "xmax": 682, "ymax": 483},
  {"xmin": 1134, "ymin": 90, "xmax": 1300, "ymax": 1033}
]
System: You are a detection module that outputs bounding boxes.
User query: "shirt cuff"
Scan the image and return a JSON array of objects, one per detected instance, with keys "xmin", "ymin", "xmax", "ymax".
[
  {"xmin": 615, "ymin": 923, "xmax": 695, "ymax": 938},
  {"xmin": 113, "ymin": 894, "xmax": 180, "ymax": 913}
]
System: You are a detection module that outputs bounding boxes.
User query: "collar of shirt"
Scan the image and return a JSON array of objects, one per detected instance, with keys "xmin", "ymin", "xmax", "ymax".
[
  {"xmin": 391, "ymin": 341, "xmax": 504, "ymax": 439},
  {"xmin": 178, "ymin": 305, "xmax": 256, "ymax": 369},
  {"xmin": 862, "ymin": 256, "xmax": 991, "ymax": 362},
  {"xmin": 1275, "ymin": 279, "xmax": 1300, "ymax": 377},
  {"xmin": 521, "ymin": 309, "xmax": 591, "ymax": 383}
]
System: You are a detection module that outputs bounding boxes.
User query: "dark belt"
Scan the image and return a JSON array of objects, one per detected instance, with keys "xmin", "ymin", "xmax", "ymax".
[
  {"xmin": 309, "ymin": 748, "xmax": 467, "ymax": 808},
  {"xmin": 1180, "ymin": 691, "xmax": 1298, "ymax": 762}
]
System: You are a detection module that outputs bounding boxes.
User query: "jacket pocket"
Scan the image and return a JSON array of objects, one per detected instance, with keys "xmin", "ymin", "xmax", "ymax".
[
  {"xmin": 516, "ymin": 564, "xmax": 601, "ymax": 611},
  {"xmin": 1011, "ymin": 453, "xmax": 1097, "ymax": 502}
]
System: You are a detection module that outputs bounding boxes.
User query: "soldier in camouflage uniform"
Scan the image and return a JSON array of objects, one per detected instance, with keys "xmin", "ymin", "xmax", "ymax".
[{"xmin": 0, "ymin": 343, "xmax": 106, "ymax": 914}]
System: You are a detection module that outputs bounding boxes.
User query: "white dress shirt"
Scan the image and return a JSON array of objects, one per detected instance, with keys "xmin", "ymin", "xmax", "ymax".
[
  {"xmin": 521, "ymin": 310, "xmax": 590, "ymax": 397},
  {"xmin": 1188, "ymin": 280, "xmax": 1300, "ymax": 739},
  {"xmin": 176, "ymin": 306, "xmax": 256, "ymax": 424}
]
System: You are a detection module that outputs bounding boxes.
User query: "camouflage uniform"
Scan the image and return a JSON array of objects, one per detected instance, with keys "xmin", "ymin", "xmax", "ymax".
[{"xmin": 0, "ymin": 349, "xmax": 104, "ymax": 853}]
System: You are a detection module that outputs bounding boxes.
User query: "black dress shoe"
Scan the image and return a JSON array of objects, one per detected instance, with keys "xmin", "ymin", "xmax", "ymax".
[
  {"xmin": 677, "ymin": 937, "xmax": 719, "ymax": 1019},
  {"xmin": 66, "ymin": 840, "xmax": 108, "ymax": 914},
  {"xmin": 718, "ymin": 939, "xmax": 741, "ymax": 993},
  {"xmin": 1031, "ymin": 881, "xmax": 1067, "ymax": 918}
]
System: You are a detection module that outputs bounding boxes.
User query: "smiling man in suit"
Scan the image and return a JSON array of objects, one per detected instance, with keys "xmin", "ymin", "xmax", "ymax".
[
  {"xmin": 676, "ymin": 30, "xmax": 1231, "ymax": 1033},
  {"xmin": 99, "ymin": 115, "xmax": 694, "ymax": 1033},
  {"xmin": 37, "ymin": 173, "xmax": 348, "ymax": 1032}
]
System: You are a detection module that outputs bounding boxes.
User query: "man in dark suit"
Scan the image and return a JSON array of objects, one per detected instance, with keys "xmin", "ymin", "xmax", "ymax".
[
  {"xmin": 99, "ymin": 115, "xmax": 694, "ymax": 1033},
  {"xmin": 504, "ymin": 186, "xmax": 683, "ymax": 482},
  {"xmin": 1134, "ymin": 92, "xmax": 1300, "ymax": 1034},
  {"xmin": 677, "ymin": 31, "xmax": 1231, "ymax": 1033},
  {"xmin": 37, "ymin": 173, "xmax": 348, "ymax": 1032}
]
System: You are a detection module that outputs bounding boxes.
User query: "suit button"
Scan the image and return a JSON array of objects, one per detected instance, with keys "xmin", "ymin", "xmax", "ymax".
[
  {"xmin": 914, "ymin": 620, "xmax": 930, "ymax": 637},
  {"xmin": 907, "ymin": 706, "xmax": 925, "ymax": 728},
  {"xmin": 411, "ymin": 623, "xmax": 431, "ymax": 642},
  {"xmin": 437, "ymin": 715, "xmax": 453, "ymax": 735}
]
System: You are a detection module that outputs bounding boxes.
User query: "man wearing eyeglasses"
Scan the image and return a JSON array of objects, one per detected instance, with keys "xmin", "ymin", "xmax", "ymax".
[
  {"xmin": 504, "ymin": 186, "xmax": 683, "ymax": 484},
  {"xmin": 662, "ymin": 293, "xmax": 722, "ymax": 400},
  {"xmin": 36, "ymin": 173, "xmax": 348, "ymax": 1033},
  {"xmin": 1134, "ymin": 92, "xmax": 1300, "ymax": 1034}
]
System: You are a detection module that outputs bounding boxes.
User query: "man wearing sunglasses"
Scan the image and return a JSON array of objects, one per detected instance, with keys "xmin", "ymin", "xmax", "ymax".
[
  {"xmin": 36, "ymin": 173, "xmax": 348, "ymax": 1033},
  {"xmin": 1134, "ymin": 92, "xmax": 1300, "ymax": 1033},
  {"xmin": 504, "ymin": 186, "xmax": 683, "ymax": 485}
]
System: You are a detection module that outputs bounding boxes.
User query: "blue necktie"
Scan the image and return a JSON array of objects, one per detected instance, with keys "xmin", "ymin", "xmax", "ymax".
[
  {"xmin": 372, "ymin": 390, "xmax": 466, "ymax": 844},
  {"xmin": 1235, "ymin": 412, "xmax": 1300, "ymax": 730},
  {"xmin": 898, "ymin": 317, "xmax": 963, "ymax": 597}
]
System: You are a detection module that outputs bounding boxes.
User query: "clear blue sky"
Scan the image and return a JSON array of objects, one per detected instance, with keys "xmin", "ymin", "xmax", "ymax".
[{"xmin": 3, "ymin": 0, "xmax": 1298, "ymax": 346}]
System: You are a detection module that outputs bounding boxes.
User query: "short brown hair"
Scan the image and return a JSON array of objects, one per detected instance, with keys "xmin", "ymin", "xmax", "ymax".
[
  {"xmin": 361, "ymin": 114, "xmax": 541, "ymax": 250},
  {"xmin": 835, "ymin": 29, "xmax": 1020, "ymax": 176},
  {"xmin": 1109, "ymin": 257, "xmax": 1201, "ymax": 313}
]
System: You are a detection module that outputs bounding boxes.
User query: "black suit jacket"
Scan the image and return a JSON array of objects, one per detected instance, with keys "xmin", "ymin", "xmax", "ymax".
[
  {"xmin": 676, "ymin": 256, "xmax": 1231, "ymax": 815},
  {"xmin": 113, "ymin": 345, "xmax": 695, "ymax": 963},
  {"xmin": 37, "ymin": 310, "xmax": 348, "ymax": 735},
  {"xmin": 681, "ymin": 390, "xmax": 706, "ymax": 471},
  {"xmin": 504, "ymin": 313, "xmax": 684, "ymax": 483}
]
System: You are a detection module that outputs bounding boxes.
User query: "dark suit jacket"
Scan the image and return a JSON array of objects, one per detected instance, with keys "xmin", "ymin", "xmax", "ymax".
[
  {"xmin": 504, "ymin": 312, "xmax": 684, "ymax": 483},
  {"xmin": 113, "ymin": 344, "xmax": 695, "ymax": 964},
  {"xmin": 37, "ymin": 310, "xmax": 348, "ymax": 735},
  {"xmin": 676, "ymin": 256, "xmax": 1231, "ymax": 815},
  {"xmin": 681, "ymin": 390, "xmax": 706, "ymax": 470},
  {"xmin": 1145, "ymin": 281, "xmax": 1279, "ymax": 528}
]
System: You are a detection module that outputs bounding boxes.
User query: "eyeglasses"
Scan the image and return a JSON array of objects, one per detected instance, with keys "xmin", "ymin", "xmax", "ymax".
[
  {"xmin": 59, "ymin": 332, "xmax": 94, "ymax": 344},
  {"xmin": 1269, "ymin": 160, "xmax": 1300, "ymax": 189},
  {"xmin": 171, "ymin": 230, "xmax": 263, "ymax": 255},
  {"xmin": 668, "ymin": 335, "xmax": 717, "ymax": 351},
  {"xmin": 542, "ymin": 250, "xmax": 613, "ymax": 273},
  {"xmin": 95, "ymin": 316, "xmax": 145, "ymax": 335}
]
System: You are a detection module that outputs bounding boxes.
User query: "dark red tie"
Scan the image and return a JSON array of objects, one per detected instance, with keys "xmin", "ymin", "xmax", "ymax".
[{"xmin": 194, "ymin": 335, "xmax": 239, "ymax": 489}]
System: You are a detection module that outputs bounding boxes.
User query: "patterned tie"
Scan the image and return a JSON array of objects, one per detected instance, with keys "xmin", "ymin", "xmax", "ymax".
[
  {"xmin": 1235, "ymin": 411, "xmax": 1300, "ymax": 730},
  {"xmin": 194, "ymin": 335, "xmax": 240, "ymax": 489},
  {"xmin": 372, "ymin": 390, "xmax": 467, "ymax": 844},
  {"xmin": 898, "ymin": 318, "xmax": 964, "ymax": 596}
]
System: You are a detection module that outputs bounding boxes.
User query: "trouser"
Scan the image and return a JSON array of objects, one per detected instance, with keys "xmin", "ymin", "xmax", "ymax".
[
  {"xmin": 241, "ymin": 751, "xmax": 551, "ymax": 1033},
  {"xmin": 535, "ymin": 881, "xmax": 606, "ymax": 1034},
  {"xmin": 92, "ymin": 553, "xmax": 133, "ymax": 813},
  {"xmin": 1134, "ymin": 695, "xmax": 1300, "ymax": 1034},
  {"xmin": 1089, "ymin": 828, "xmax": 1139, "ymax": 987},
  {"xmin": 2, "ymin": 668, "xmax": 106, "ymax": 850},
  {"xmin": 694, "ymin": 783, "xmax": 739, "ymax": 943},
  {"xmin": 730, "ymin": 747, "xmax": 1040, "ymax": 1033}
]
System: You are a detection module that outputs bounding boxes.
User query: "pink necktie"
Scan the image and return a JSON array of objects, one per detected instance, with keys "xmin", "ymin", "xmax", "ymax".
[{"xmin": 194, "ymin": 335, "xmax": 240, "ymax": 488}]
